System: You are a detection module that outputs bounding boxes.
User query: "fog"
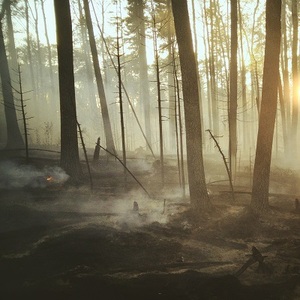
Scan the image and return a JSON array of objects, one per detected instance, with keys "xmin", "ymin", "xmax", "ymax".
[
  {"xmin": 2, "ymin": 0, "xmax": 297, "ymax": 161},
  {"xmin": 0, "ymin": 160, "xmax": 69, "ymax": 189}
]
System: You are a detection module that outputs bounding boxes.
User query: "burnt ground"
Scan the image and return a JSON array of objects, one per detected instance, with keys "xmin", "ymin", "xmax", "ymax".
[{"xmin": 0, "ymin": 154, "xmax": 299, "ymax": 299}]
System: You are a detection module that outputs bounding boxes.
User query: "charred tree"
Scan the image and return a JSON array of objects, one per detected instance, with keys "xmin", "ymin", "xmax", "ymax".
[
  {"xmin": 291, "ymin": 0, "xmax": 298, "ymax": 156},
  {"xmin": 132, "ymin": 0, "xmax": 152, "ymax": 151},
  {"xmin": 15, "ymin": 64, "xmax": 32, "ymax": 163},
  {"xmin": 82, "ymin": 0, "xmax": 116, "ymax": 154},
  {"xmin": 229, "ymin": 0, "xmax": 238, "ymax": 177},
  {"xmin": 116, "ymin": 9, "xmax": 127, "ymax": 183},
  {"xmin": 77, "ymin": 0, "xmax": 98, "ymax": 126},
  {"xmin": 54, "ymin": 0, "xmax": 82, "ymax": 180},
  {"xmin": 24, "ymin": 0, "xmax": 37, "ymax": 117},
  {"xmin": 238, "ymin": 0, "xmax": 248, "ymax": 152},
  {"xmin": 152, "ymin": 1, "xmax": 165, "ymax": 186},
  {"xmin": 40, "ymin": 0, "xmax": 54, "ymax": 91},
  {"xmin": 0, "ymin": 14, "xmax": 24, "ymax": 149},
  {"xmin": 173, "ymin": 53, "xmax": 186, "ymax": 198},
  {"xmin": 251, "ymin": 0, "xmax": 281, "ymax": 213},
  {"xmin": 171, "ymin": 0, "xmax": 212, "ymax": 213}
]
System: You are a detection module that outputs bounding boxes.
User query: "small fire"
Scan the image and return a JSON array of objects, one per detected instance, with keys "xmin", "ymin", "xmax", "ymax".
[{"xmin": 46, "ymin": 176, "xmax": 54, "ymax": 182}]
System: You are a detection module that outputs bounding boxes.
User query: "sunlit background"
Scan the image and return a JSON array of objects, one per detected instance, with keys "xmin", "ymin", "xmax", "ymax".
[{"xmin": 0, "ymin": 0, "xmax": 299, "ymax": 167}]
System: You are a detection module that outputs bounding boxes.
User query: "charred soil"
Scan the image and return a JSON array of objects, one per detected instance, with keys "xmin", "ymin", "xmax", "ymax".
[{"xmin": 0, "ymin": 155, "xmax": 299, "ymax": 299}]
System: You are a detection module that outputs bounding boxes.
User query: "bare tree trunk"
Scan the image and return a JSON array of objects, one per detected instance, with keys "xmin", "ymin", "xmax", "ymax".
[
  {"xmin": 278, "ymin": 73, "xmax": 288, "ymax": 152},
  {"xmin": 77, "ymin": 0, "xmax": 98, "ymax": 125},
  {"xmin": 137, "ymin": 0, "xmax": 152, "ymax": 152},
  {"xmin": 24, "ymin": 0, "xmax": 37, "ymax": 118},
  {"xmin": 251, "ymin": 0, "xmax": 281, "ymax": 213},
  {"xmin": 171, "ymin": 0, "xmax": 211, "ymax": 213},
  {"xmin": 291, "ymin": 0, "xmax": 298, "ymax": 156},
  {"xmin": 33, "ymin": 0, "xmax": 44, "ymax": 105},
  {"xmin": 202, "ymin": 3, "xmax": 212, "ymax": 144},
  {"xmin": 229, "ymin": 0, "xmax": 238, "ymax": 177},
  {"xmin": 54, "ymin": 0, "xmax": 82, "ymax": 179},
  {"xmin": 0, "ymin": 20, "xmax": 24, "ymax": 149},
  {"xmin": 4, "ymin": 0, "xmax": 17, "ymax": 69},
  {"xmin": 83, "ymin": 0, "xmax": 116, "ymax": 154},
  {"xmin": 209, "ymin": 0, "xmax": 219, "ymax": 136},
  {"xmin": 167, "ymin": 0, "xmax": 176, "ymax": 151},
  {"xmin": 116, "ymin": 9, "xmax": 127, "ymax": 183},
  {"xmin": 238, "ymin": 0, "xmax": 247, "ymax": 152},
  {"xmin": 40, "ymin": 0, "xmax": 54, "ymax": 89},
  {"xmin": 152, "ymin": 3, "xmax": 165, "ymax": 186}
]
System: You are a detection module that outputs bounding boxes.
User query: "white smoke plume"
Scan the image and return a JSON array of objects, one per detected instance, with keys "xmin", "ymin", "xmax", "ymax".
[{"xmin": 0, "ymin": 161, "xmax": 69, "ymax": 189}]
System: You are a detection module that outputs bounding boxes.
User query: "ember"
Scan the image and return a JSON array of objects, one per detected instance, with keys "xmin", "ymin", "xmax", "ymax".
[{"xmin": 46, "ymin": 176, "xmax": 54, "ymax": 182}]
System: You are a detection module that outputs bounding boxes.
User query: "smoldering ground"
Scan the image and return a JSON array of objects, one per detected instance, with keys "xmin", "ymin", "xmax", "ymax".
[
  {"xmin": 0, "ymin": 158, "xmax": 299, "ymax": 299},
  {"xmin": 0, "ymin": 160, "xmax": 69, "ymax": 189}
]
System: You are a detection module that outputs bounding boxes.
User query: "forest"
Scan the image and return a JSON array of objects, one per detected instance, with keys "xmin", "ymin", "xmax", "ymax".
[{"xmin": 0, "ymin": 0, "xmax": 299, "ymax": 299}]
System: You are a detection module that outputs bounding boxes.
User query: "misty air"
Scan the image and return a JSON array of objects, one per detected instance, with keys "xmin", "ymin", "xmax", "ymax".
[{"xmin": 0, "ymin": 0, "xmax": 299, "ymax": 299}]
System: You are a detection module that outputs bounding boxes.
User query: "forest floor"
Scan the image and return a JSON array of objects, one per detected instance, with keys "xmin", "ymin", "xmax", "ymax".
[{"xmin": 0, "ymin": 152, "xmax": 299, "ymax": 299}]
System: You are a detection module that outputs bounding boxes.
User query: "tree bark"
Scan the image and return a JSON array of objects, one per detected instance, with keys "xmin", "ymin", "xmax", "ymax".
[
  {"xmin": 229, "ymin": 0, "xmax": 238, "ymax": 177},
  {"xmin": 54, "ymin": 0, "xmax": 82, "ymax": 179},
  {"xmin": 0, "ymin": 20, "xmax": 24, "ymax": 149},
  {"xmin": 136, "ymin": 0, "xmax": 152, "ymax": 151},
  {"xmin": 251, "ymin": 0, "xmax": 281, "ymax": 213},
  {"xmin": 171, "ymin": 0, "xmax": 211, "ymax": 212},
  {"xmin": 291, "ymin": 0, "xmax": 298, "ymax": 156}
]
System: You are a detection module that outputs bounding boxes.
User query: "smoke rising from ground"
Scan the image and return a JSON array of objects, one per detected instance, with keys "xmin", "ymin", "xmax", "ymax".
[{"xmin": 0, "ymin": 161, "xmax": 69, "ymax": 189}]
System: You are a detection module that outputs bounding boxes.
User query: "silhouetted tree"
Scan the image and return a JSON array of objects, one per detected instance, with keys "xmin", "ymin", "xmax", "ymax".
[
  {"xmin": 126, "ymin": 0, "xmax": 152, "ymax": 150},
  {"xmin": 171, "ymin": 0, "xmax": 211, "ymax": 213},
  {"xmin": 54, "ymin": 0, "xmax": 82, "ymax": 179},
  {"xmin": 291, "ymin": 0, "xmax": 298, "ymax": 155},
  {"xmin": 82, "ymin": 0, "xmax": 116, "ymax": 154},
  {"xmin": 251, "ymin": 0, "xmax": 281, "ymax": 213},
  {"xmin": 229, "ymin": 0, "xmax": 238, "ymax": 176},
  {"xmin": 0, "ymin": 2, "xmax": 24, "ymax": 149}
]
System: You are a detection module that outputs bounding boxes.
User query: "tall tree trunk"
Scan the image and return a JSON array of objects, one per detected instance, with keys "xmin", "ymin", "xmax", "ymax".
[
  {"xmin": 291, "ymin": 0, "xmax": 298, "ymax": 156},
  {"xmin": 251, "ymin": 0, "xmax": 281, "ymax": 213},
  {"xmin": 24, "ymin": 0, "xmax": 37, "ymax": 119},
  {"xmin": 116, "ymin": 10, "xmax": 127, "ymax": 182},
  {"xmin": 281, "ymin": 0, "xmax": 291, "ymax": 157},
  {"xmin": 136, "ymin": 0, "xmax": 152, "ymax": 151},
  {"xmin": 4, "ymin": 0, "xmax": 17, "ymax": 67},
  {"xmin": 238, "ymin": 0, "xmax": 247, "ymax": 152},
  {"xmin": 171, "ymin": 0, "xmax": 211, "ymax": 213},
  {"xmin": 278, "ymin": 73, "xmax": 288, "ymax": 151},
  {"xmin": 0, "ymin": 9, "xmax": 24, "ymax": 150},
  {"xmin": 167, "ymin": 0, "xmax": 176, "ymax": 150},
  {"xmin": 40, "ymin": 0, "xmax": 54, "ymax": 89},
  {"xmin": 202, "ymin": 3, "xmax": 213, "ymax": 141},
  {"xmin": 152, "ymin": 2, "xmax": 165, "ymax": 185},
  {"xmin": 77, "ymin": 0, "xmax": 98, "ymax": 126},
  {"xmin": 209, "ymin": 0, "xmax": 219, "ymax": 136},
  {"xmin": 82, "ymin": 0, "xmax": 116, "ymax": 154},
  {"xmin": 229, "ymin": 0, "xmax": 238, "ymax": 177},
  {"xmin": 54, "ymin": 0, "xmax": 82, "ymax": 179},
  {"xmin": 33, "ymin": 0, "xmax": 44, "ymax": 106},
  {"xmin": 191, "ymin": 0, "xmax": 205, "ymax": 150}
]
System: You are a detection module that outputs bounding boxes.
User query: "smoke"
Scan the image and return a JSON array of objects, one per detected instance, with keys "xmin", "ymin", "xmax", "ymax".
[{"xmin": 0, "ymin": 160, "xmax": 69, "ymax": 189}]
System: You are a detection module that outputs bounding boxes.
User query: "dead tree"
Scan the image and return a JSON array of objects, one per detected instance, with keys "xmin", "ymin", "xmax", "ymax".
[
  {"xmin": 12, "ymin": 64, "xmax": 33, "ymax": 163},
  {"xmin": 151, "ymin": 0, "xmax": 165, "ymax": 187},
  {"xmin": 93, "ymin": 137, "xmax": 101, "ymax": 162},
  {"xmin": 235, "ymin": 246, "xmax": 272, "ymax": 276},
  {"xmin": 206, "ymin": 129, "xmax": 235, "ymax": 201}
]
